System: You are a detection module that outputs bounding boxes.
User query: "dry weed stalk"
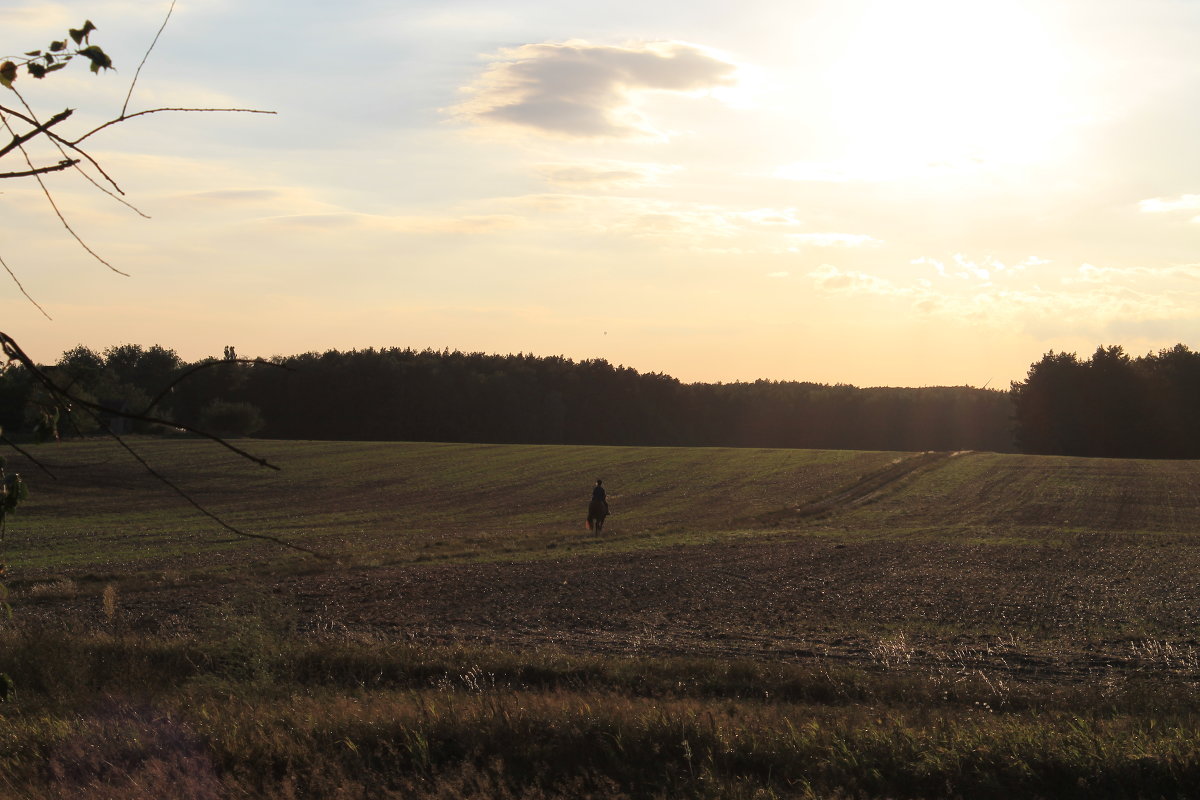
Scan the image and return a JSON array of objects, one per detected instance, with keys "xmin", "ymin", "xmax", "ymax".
[{"xmin": 101, "ymin": 583, "xmax": 117, "ymax": 624}]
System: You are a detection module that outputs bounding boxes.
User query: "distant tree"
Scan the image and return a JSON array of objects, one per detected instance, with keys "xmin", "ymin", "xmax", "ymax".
[
  {"xmin": 1012, "ymin": 344, "xmax": 1200, "ymax": 458},
  {"xmin": 199, "ymin": 399, "xmax": 264, "ymax": 438}
]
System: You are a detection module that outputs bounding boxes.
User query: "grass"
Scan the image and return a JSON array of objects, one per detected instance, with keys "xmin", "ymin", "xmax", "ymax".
[
  {"xmin": 2, "ymin": 624, "xmax": 1199, "ymax": 799},
  {"xmin": 5, "ymin": 438, "xmax": 1200, "ymax": 797},
  {"xmin": 3, "ymin": 439, "xmax": 902, "ymax": 575}
]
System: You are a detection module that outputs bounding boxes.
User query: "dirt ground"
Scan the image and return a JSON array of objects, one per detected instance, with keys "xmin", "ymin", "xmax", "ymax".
[{"xmin": 20, "ymin": 527, "xmax": 1200, "ymax": 683}]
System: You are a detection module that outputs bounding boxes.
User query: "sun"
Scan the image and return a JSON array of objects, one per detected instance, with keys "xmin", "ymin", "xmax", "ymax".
[{"xmin": 827, "ymin": 0, "xmax": 1074, "ymax": 174}]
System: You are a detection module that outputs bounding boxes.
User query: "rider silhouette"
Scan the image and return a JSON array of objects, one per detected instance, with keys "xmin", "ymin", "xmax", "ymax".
[{"xmin": 587, "ymin": 479, "xmax": 609, "ymax": 531}]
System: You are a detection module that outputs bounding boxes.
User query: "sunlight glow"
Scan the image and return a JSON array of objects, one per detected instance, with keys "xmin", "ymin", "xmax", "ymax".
[{"xmin": 828, "ymin": 0, "xmax": 1073, "ymax": 173}]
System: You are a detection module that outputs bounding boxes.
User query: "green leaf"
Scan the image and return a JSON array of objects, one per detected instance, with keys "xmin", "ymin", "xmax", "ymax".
[
  {"xmin": 79, "ymin": 46, "xmax": 112, "ymax": 73},
  {"xmin": 0, "ymin": 61, "xmax": 16, "ymax": 89},
  {"xmin": 49, "ymin": 40, "xmax": 67, "ymax": 52},
  {"xmin": 69, "ymin": 20, "xmax": 97, "ymax": 45}
]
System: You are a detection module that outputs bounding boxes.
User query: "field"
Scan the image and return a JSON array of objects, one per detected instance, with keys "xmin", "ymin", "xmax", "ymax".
[{"xmin": 2, "ymin": 439, "xmax": 1200, "ymax": 798}]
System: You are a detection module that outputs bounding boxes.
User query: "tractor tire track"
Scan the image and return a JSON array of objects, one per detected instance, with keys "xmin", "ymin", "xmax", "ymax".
[{"xmin": 760, "ymin": 450, "xmax": 967, "ymax": 524}]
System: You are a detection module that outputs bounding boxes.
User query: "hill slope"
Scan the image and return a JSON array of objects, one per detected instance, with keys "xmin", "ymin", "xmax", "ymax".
[
  {"xmin": 8, "ymin": 440, "xmax": 1200, "ymax": 574},
  {"xmin": 7, "ymin": 439, "xmax": 1200, "ymax": 677}
]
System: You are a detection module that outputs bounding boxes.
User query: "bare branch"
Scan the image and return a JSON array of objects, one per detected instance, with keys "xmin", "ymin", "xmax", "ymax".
[
  {"xmin": 121, "ymin": 0, "xmax": 176, "ymax": 118},
  {"xmin": 0, "ymin": 253, "xmax": 51, "ymax": 320},
  {"xmin": 72, "ymin": 106, "xmax": 276, "ymax": 145},
  {"xmin": 0, "ymin": 107, "xmax": 72, "ymax": 160},
  {"xmin": 5, "ymin": 89, "xmax": 144, "ymax": 210},
  {"xmin": 0, "ymin": 159, "xmax": 79, "ymax": 179},
  {"xmin": 0, "ymin": 101, "xmax": 129, "ymax": 277},
  {"xmin": 102, "ymin": 431, "xmax": 328, "ymax": 559},
  {"xmin": 0, "ymin": 435, "xmax": 56, "ymax": 480}
]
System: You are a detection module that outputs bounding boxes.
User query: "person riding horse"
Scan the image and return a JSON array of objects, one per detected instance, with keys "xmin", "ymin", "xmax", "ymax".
[{"xmin": 587, "ymin": 478, "xmax": 609, "ymax": 532}]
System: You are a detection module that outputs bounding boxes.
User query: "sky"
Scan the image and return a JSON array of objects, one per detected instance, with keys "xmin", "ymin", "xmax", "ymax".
[{"xmin": 2, "ymin": 0, "xmax": 1200, "ymax": 387}]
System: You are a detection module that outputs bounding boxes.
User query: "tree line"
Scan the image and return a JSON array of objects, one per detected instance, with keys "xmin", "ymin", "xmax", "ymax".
[
  {"xmin": 1011, "ymin": 344, "xmax": 1200, "ymax": 458},
  {"xmin": 0, "ymin": 344, "xmax": 1015, "ymax": 452}
]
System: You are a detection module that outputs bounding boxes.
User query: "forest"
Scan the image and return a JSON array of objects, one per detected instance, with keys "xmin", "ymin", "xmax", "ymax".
[
  {"xmin": 4, "ymin": 341, "xmax": 1199, "ymax": 456},
  {"xmin": 0, "ymin": 344, "xmax": 1014, "ymax": 453},
  {"xmin": 1010, "ymin": 343, "xmax": 1200, "ymax": 458}
]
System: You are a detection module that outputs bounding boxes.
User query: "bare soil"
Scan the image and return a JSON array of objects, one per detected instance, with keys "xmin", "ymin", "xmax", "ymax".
[{"xmin": 13, "ymin": 441, "xmax": 1200, "ymax": 684}]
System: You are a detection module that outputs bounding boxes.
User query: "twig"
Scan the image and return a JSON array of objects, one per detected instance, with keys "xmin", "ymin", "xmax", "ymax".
[
  {"xmin": 2, "ymin": 98, "xmax": 129, "ymax": 198},
  {"xmin": 0, "ymin": 100, "xmax": 128, "ymax": 277},
  {"xmin": 103, "ymin": 431, "xmax": 328, "ymax": 559},
  {"xmin": 0, "ymin": 107, "xmax": 73, "ymax": 160},
  {"xmin": 122, "ymin": 0, "xmax": 176, "ymax": 118},
  {"xmin": 72, "ymin": 107, "xmax": 276, "ymax": 145},
  {"xmin": 7, "ymin": 90, "xmax": 145, "ymax": 213},
  {"xmin": 0, "ymin": 160, "xmax": 79, "ymax": 179},
  {"xmin": 0, "ymin": 253, "xmax": 51, "ymax": 320},
  {"xmin": 0, "ymin": 435, "xmax": 56, "ymax": 480}
]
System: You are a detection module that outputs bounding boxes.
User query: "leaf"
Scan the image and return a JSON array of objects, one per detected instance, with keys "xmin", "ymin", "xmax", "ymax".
[
  {"xmin": 69, "ymin": 20, "xmax": 97, "ymax": 45},
  {"xmin": 27, "ymin": 62, "xmax": 46, "ymax": 79},
  {"xmin": 49, "ymin": 40, "xmax": 67, "ymax": 52},
  {"xmin": 79, "ymin": 46, "xmax": 112, "ymax": 73},
  {"xmin": 0, "ymin": 62, "xmax": 16, "ymax": 90},
  {"xmin": 24, "ymin": 50, "xmax": 41, "ymax": 57}
]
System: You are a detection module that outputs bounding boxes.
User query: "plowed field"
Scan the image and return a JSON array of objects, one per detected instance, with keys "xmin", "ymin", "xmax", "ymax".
[{"xmin": 9, "ymin": 439, "xmax": 1200, "ymax": 680}]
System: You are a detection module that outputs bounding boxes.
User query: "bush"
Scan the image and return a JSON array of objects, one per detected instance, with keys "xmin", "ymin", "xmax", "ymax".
[{"xmin": 197, "ymin": 399, "xmax": 264, "ymax": 438}]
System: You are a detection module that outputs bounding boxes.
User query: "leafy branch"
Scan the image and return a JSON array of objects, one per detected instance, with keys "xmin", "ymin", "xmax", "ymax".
[
  {"xmin": 0, "ymin": 20, "xmax": 111, "ymax": 87},
  {"xmin": 0, "ymin": 17, "xmax": 276, "ymax": 304}
]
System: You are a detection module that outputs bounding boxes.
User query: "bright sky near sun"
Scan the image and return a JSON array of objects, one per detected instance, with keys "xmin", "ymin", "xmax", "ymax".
[{"xmin": 2, "ymin": 0, "xmax": 1199, "ymax": 387}]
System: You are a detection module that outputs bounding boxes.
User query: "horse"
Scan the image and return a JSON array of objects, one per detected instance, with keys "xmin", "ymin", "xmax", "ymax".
[{"xmin": 586, "ymin": 498, "xmax": 608, "ymax": 533}]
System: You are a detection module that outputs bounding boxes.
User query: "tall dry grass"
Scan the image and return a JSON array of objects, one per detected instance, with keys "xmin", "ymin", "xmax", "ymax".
[{"xmin": 0, "ymin": 615, "xmax": 1198, "ymax": 799}]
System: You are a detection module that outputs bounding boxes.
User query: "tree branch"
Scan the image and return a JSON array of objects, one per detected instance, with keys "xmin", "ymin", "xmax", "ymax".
[
  {"xmin": 0, "ymin": 252, "xmax": 50, "ymax": 320},
  {"xmin": 72, "ymin": 107, "xmax": 276, "ymax": 145},
  {"xmin": 0, "ymin": 107, "xmax": 72, "ymax": 160},
  {"xmin": 0, "ymin": 435, "xmax": 56, "ymax": 480},
  {"xmin": 0, "ymin": 159, "xmax": 79, "ymax": 179},
  {"xmin": 121, "ymin": 0, "xmax": 176, "ymax": 118}
]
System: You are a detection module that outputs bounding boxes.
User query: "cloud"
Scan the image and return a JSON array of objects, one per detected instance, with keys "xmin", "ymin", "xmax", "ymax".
[
  {"xmin": 809, "ymin": 257, "xmax": 1200, "ymax": 338},
  {"xmin": 788, "ymin": 233, "xmax": 881, "ymax": 248},
  {"xmin": 1063, "ymin": 262, "xmax": 1200, "ymax": 285},
  {"xmin": 182, "ymin": 189, "xmax": 285, "ymax": 203},
  {"xmin": 774, "ymin": 159, "xmax": 973, "ymax": 183},
  {"xmin": 534, "ymin": 161, "xmax": 678, "ymax": 188},
  {"xmin": 608, "ymin": 201, "xmax": 806, "ymax": 242},
  {"xmin": 913, "ymin": 254, "xmax": 1050, "ymax": 282},
  {"xmin": 259, "ymin": 213, "xmax": 522, "ymax": 234},
  {"xmin": 454, "ymin": 39, "xmax": 738, "ymax": 139},
  {"xmin": 1138, "ymin": 194, "xmax": 1200, "ymax": 214},
  {"xmin": 808, "ymin": 264, "xmax": 914, "ymax": 297}
]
